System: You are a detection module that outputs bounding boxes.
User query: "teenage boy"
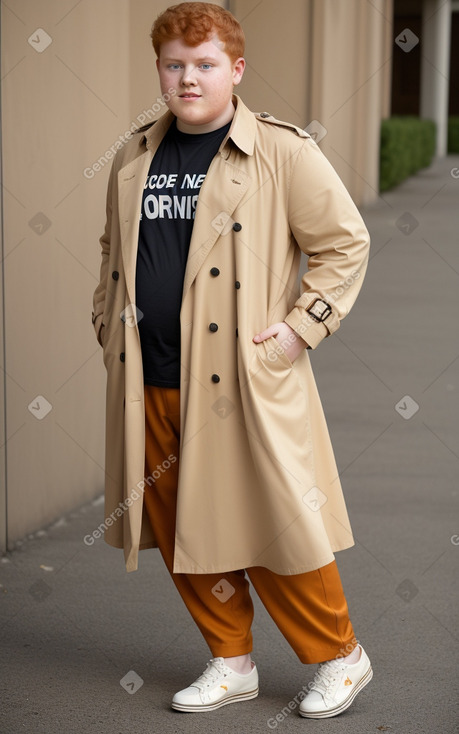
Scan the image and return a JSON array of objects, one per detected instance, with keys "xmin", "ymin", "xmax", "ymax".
[{"xmin": 92, "ymin": 2, "xmax": 373, "ymax": 719}]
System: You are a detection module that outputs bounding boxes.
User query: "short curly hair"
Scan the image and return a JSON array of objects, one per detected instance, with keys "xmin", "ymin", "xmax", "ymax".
[{"xmin": 151, "ymin": 2, "xmax": 245, "ymax": 64}]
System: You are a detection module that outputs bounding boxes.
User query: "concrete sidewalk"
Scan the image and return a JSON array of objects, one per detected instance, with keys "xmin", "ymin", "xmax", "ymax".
[{"xmin": 1, "ymin": 156, "xmax": 458, "ymax": 734}]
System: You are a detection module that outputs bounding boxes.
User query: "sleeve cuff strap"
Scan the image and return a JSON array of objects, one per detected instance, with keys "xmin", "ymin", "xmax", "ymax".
[{"xmin": 284, "ymin": 309, "xmax": 332, "ymax": 349}]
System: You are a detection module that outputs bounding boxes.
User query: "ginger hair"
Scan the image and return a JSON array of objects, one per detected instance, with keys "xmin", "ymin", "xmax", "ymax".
[{"xmin": 151, "ymin": 2, "xmax": 245, "ymax": 63}]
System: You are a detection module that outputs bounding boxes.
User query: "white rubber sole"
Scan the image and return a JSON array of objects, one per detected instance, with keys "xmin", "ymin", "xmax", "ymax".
[
  {"xmin": 299, "ymin": 665, "xmax": 373, "ymax": 719},
  {"xmin": 171, "ymin": 687, "xmax": 259, "ymax": 713}
]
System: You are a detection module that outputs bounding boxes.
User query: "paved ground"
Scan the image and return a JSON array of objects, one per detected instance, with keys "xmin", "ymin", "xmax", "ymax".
[{"xmin": 1, "ymin": 156, "xmax": 458, "ymax": 734}]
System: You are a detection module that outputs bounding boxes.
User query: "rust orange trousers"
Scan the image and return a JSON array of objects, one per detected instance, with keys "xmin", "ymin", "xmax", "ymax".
[{"xmin": 143, "ymin": 385, "xmax": 356, "ymax": 664}]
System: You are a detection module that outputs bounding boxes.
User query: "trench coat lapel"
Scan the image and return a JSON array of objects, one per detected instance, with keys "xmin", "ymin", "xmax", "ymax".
[
  {"xmin": 182, "ymin": 158, "xmax": 251, "ymax": 301},
  {"xmin": 117, "ymin": 127, "xmax": 252, "ymax": 308},
  {"xmin": 118, "ymin": 152, "xmax": 153, "ymax": 308},
  {"xmin": 118, "ymin": 111, "xmax": 175, "ymax": 309}
]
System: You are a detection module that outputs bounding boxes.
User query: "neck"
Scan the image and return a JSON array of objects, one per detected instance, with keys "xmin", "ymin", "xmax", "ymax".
[{"xmin": 176, "ymin": 98, "xmax": 235, "ymax": 134}]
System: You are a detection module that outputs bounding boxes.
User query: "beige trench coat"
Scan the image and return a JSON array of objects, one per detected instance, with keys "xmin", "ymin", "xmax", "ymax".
[{"xmin": 92, "ymin": 94, "xmax": 370, "ymax": 575}]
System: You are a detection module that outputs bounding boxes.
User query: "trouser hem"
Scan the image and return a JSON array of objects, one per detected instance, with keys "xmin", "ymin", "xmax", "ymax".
[
  {"xmin": 208, "ymin": 643, "xmax": 254, "ymax": 658},
  {"xmin": 295, "ymin": 639, "xmax": 359, "ymax": 665}
]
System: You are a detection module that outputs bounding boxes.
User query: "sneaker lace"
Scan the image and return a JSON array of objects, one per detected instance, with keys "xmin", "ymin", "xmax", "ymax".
[
  {"xmin": 310, "ymin": 659, "xmax": 342, "ymax": 699},
  {"xmin": 193, "ymin": 659, "xmax": 227, "ymax": 691}
]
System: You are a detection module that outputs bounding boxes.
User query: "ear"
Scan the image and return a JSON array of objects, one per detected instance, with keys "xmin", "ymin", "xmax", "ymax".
[{"xmin": 232, "ymin": 57, "xmax": 245, "ymax": 86}]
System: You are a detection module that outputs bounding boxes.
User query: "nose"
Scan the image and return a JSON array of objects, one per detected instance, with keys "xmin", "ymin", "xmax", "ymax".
[{"xmin": 181, "ymin": 64, "xmax": 198, "ymax": 86}]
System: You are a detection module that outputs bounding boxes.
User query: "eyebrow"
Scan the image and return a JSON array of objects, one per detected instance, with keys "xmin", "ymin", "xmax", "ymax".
[{"xmin": 162, "ymin": 56, "xmax": 218, "ymax": 62}]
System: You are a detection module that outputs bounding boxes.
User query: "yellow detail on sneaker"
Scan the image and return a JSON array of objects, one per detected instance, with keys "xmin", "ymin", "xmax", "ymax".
[
  {"xmin": 344, "ymin": 677, "xmax": 352, "ymax": 686},
  {"xmin": 220, "ymin": 685, "xmax": 228, "ymax": 691}
]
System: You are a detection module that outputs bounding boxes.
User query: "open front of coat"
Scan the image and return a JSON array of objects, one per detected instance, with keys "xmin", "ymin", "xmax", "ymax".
[{"xmin": 92, "ymin": 94, "xmax": 370, "ymax": 574}]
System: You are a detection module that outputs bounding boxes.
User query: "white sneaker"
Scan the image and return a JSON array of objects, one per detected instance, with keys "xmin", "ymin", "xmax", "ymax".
[
  {"xmin": 299, "ymin": 643, "xmax": 373, "ymax": 718},
  {"xmin": 171, "ymin": 657, "xmax": 259, "ymax": 712}
]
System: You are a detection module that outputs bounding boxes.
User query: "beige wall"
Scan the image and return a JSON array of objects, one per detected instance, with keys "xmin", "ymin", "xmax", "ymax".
[
  {"xmin": 1, "ymin": 0, "xmax": 130, "ymax": 546},
  {"xmin": 231, "ymin": 0, "xmax": 393, "ymax": 206},
  {"xmin": 229, "ymin": 0, "xmax": 310, "ymax": 127},
  {"xmin": 0, "ymin": 0, "xmax": 391, "ymax": 550},
  {"xmin": 309, "ymin": 0, "xmax": 393, "ymax": 205},
  {"xmin": 0, "ymin": 65, "xmax": 5, "ymax": 550}
]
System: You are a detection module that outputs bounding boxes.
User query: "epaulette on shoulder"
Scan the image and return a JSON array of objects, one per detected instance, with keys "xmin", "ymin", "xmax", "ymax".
[
  {"xmin": 254, "ymin": 112, "xmax": 310, "ymax": 139},
  {"xmin": 135, "ymin": 120, "xmax": 158, "ymax": 134}
]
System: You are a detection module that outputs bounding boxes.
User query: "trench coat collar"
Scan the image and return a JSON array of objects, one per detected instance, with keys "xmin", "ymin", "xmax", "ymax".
[{"xmin": 140, "ymin": 93, "xmax": 256, "ymax": 157}]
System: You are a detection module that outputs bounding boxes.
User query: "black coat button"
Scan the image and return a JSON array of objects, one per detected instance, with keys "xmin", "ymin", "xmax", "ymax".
[
  {"xmin": 210, "ymin": 267, "xmax": 220, "ymax": 277},
  {"xmin": 211, "ymin": 374, "xmax": 220, "ymax": 383},
  {"xmin": 232, "ymin": 222, "xmax": 242, "ymax": 232},
  {"xmin": 112, "ymin": 271, "xmax": 119, "ymax": 280},
  {"xmin": 120, "ymin": 352, "xmax": 125, "ymax": 362},
  {"xmin": 235, "ymin": 281, "xmax": 241, "ymax": 289},
  {"xmin": 209, "ymin": 323, "xmax": 218, "ymax": 332}
]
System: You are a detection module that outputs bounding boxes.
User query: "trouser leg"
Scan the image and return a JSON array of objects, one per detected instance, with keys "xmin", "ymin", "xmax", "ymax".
[
  {"xmin": 246, "ymin": 563, "xmax": 357, "ymax": 664},
  {"xmin": 143, "ymin": 385, "xmax": 254, "ymax": 657},
  {"xmin": 143, "ymin": 385, "xmax": 356, "ymax": 664}
]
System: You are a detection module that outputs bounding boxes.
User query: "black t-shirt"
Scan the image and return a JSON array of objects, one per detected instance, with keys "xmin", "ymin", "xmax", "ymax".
[{"xmin": 136, "ymin": 118, "xmax": 231, "ymax": 387}]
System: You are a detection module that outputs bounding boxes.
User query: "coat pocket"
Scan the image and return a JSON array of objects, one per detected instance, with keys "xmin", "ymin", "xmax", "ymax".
[
  {"xmin": 245, "ymin": 336, "xmax": 312, "ymax": 482},
  {"xmin": 250, "ymin": 335, "xmax": 294, "ymax": 375}
]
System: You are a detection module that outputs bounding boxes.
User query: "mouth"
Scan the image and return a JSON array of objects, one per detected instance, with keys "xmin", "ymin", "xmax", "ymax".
[{"xmin": 179, "ymin": 93, "xmax": 201, "ymax": 99}]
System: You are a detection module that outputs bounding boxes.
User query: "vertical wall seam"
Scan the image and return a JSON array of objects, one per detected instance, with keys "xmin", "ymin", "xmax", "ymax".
[
  {"xmin": 0, "ymin": 2, "xmax": 8, "ymax": 553},
  {"xmin": 306, "ymin": 0, "xmax": 314, "ymax": 125}
]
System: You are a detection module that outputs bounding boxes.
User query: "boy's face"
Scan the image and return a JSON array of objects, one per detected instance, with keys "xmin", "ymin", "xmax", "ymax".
[{"xmin": 156, "ymin": 36, "xmax": 245, "ymax": 133}]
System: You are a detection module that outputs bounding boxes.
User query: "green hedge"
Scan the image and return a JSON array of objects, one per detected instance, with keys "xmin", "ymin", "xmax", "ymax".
[
  {"xmin": 379, "ymin": 116, "xmax": 436, "ymax": 192},
  {"xmin": 448, "ymin": 117, "xmax": 459, "ymax": 153}
]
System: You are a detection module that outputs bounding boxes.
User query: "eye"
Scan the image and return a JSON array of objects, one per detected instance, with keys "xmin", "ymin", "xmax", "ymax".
[
  {"xmin": 200, "ymin": 64, "xmax": 213, "ymax": 70},
  {"xmin": 167, "ymin": 64, "xmax": 182, "ymax": 70}
]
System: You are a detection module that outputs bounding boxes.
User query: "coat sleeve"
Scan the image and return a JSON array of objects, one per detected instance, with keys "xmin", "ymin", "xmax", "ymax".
[
  {"xmin": 284, "ymin": 137, "xmax": 370, "ymax": 349},
  {"xmin": 92, "ymin": 160, "xmax": 115, "ymax": 347}
]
